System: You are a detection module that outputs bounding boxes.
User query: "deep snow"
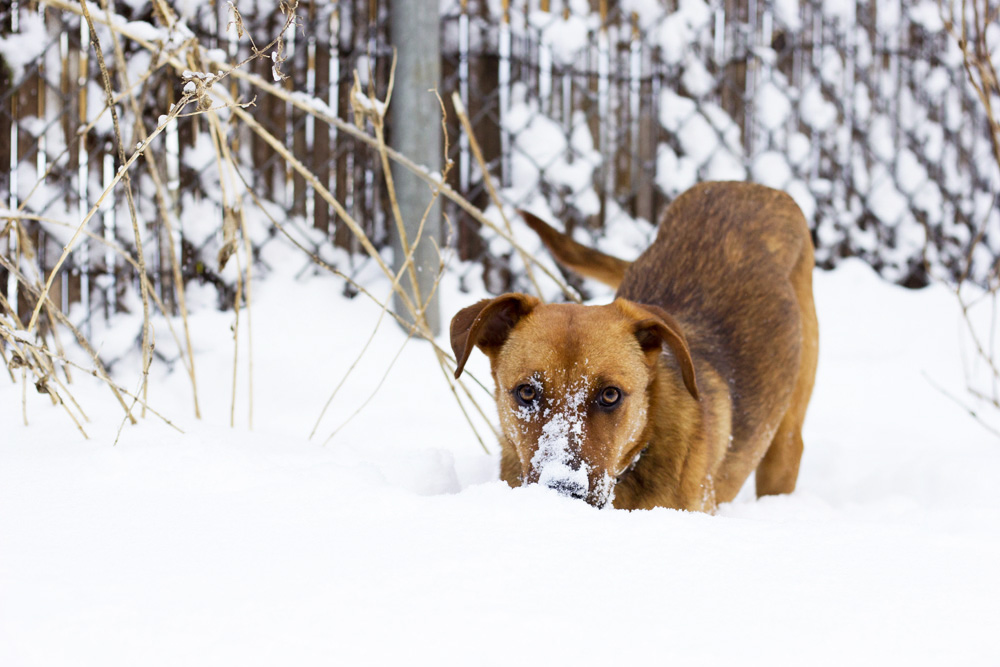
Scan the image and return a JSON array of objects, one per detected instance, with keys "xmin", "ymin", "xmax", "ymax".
[{"xmin": 2, "ymin": 257, "xmax": 999, "ymax": 666}]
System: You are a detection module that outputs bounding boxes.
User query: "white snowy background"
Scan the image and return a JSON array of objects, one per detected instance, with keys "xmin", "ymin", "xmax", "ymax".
[{"xmin": 3, "ymin": 253, "xmax": 999, "ymax": 666}]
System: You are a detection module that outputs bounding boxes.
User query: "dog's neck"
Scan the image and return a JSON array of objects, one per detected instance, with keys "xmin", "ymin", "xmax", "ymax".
[{"xmin": 612, "ymin": 351, "xmax": 725, "ymax": 511}]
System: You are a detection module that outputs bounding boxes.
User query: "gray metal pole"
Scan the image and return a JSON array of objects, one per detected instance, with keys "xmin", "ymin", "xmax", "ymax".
[{"xmin": 389, "ymin": 0, "xmax": 442, "ymax": 337}]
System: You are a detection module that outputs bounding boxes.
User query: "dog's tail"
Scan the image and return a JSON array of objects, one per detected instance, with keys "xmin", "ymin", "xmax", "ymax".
[{"xmin": 518, "ymin": 210, "xmax": 632, "ymax": 289}]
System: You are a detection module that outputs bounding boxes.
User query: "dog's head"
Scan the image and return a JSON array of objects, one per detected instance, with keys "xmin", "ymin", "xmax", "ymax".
[{"xmin": 451, "ymin": 295, "xmax": 698, "ymax": 507}]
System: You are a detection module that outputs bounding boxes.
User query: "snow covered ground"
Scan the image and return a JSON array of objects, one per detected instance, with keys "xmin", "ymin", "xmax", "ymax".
[{"xmin": 2, "ymin": 256, "xmax": 999, "ymax": 666}]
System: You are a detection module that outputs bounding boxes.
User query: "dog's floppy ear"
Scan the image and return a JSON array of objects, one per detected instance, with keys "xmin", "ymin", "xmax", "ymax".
[
  {"xmin": 618, "ymin": 300, "xmax": 699, "ymax": 401},
  {"xmin": 450, "ymin": 293, "xmax": 540, "ymax": 379}
]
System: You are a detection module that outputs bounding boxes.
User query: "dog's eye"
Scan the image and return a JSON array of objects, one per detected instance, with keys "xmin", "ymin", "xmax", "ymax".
[
  {"xmin": 598, "ymin": 387, "xmax": 622, "ymax": 408},
  {"xmin": 515, "ymin": 384, "xmax": 538, "ymax": 405}
]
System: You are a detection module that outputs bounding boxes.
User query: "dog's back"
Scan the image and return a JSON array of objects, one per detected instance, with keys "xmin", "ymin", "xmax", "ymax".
[
  {"xmin": 623, "ymin": 181, "xmax": 811, "ymax": 460},
  {"xmin": 523, "ymin": 181, "xmax": 818, "ymax": 502}
]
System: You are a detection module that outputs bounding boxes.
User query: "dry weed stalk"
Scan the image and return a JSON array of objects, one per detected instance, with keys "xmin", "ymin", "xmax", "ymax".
[
  {"xmin": 0, "ymin": 294, "xmax": 89, "ymax": 438},
  {"xmin": 50, "ymin": 0, "xmax": 457, "ymax": 439},
  {"xmin": 3, "ymin": 0, "xmax": 292, "ymax": 436},
  {"xmin": 80, "ymin": 0, "xmax": 154, "ymax": 424},
  {"xmin": 202, "ymin": 98, "xmax": 255, "ymax": 428},
  {"xmin": 2, "ymin": 210, "xmax": 204, "ymax": 377},
  {"xmin": 9, "ymin": 328, "xmax": 184, "ymax": 437},
  {"xmin": 16, "ymin": 84, "xmax": 196, "ymax": 421},
  {"xmin": 97, "ymin": 0, "xmax": 202, "ymax": 419},
  {"xmin": 0, "ymin": 252, "xmax": 132, "ymax": 419},
  {"xmin": 3, "ymin": 1, "xmax": 559, "ymax": 450},
  {"xmin": 0, "ymin": 289, "xmax": 85, "ymax": 416},
  {"xmin": 939, "ymin": 0, "xmax": 1000, "ymax": 429},
  {"xmin": 226, "ymin": 157, "xmax": 495, "ymax": 414},
  {"xmin": 233, "ymin": 64, "xmax": 579, "ymax": 301},
  {"xmin": 319, "ymin": 59, "xmax": 499, "ymax": 449},
  {"xmin": 450, "ymin": 91, "xmax": 545, "ymax": 297},
  {"xmin": 34, "ymin": 0, "xmax": 577, "ymax": 301}
]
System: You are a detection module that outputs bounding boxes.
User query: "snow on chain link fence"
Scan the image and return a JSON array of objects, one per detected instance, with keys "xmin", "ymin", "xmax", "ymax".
[{"xmin": 1, "ymin": 0, "xmax": 998, "ymax": 343}]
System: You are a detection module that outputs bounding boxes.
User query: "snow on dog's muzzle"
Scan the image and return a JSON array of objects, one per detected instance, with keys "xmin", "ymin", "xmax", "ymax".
[
  {"xmin": 527, "ymin": 400, "xmax": 590, "ymax": 495},
  {"xmin": 520, "ymin": 380, "xmax": 615, "ymax": 507},
  {"xmin": 530, "ymin": 451, "xmax": 591, "ymax": 501}
]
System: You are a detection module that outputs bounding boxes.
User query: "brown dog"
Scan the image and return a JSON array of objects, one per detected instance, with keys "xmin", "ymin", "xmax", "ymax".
[{"xmin": 450, "ymin": 182, "xmax": 818, "ymax": 512}]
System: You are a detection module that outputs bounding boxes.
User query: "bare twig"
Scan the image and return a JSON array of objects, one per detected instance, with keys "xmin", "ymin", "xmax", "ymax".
[
  {"xmin": 99, "ymin": 0, "xmax": 202, "ymax": 418},
  {"xmin": 230, "ymin": 250, "xmax": 244, "ymax": 429},
  {"xmin": 938, "ymin": 0, "xmax": 1000, "ymax": 421},
  {"xmin": 5, "ymin": 1, "xmax": 513, "ymax": 453},
  {"xmin": 42, "ymin": 0, "xmax": 576, "ymax": 299},
  {"xmin": 309, "ymin": 292, "xmax": 393, "ymax": 440},
  {"xmin": 922, "ymin": 371, "xmax": 1000, "ymax": 439},
  {"xmin": 16, "ymin": 330, "xmax": 184, "ymax": 436},
  {"xmin": 451, "ymin": 91, "xmax": 545, "ymax": 298},
  {"xmin": 239, "ymin": 206, "xmax": 255, "ymax": 429},
  {"xmin": 347, "ymin": 69, "xmax": 501, "ymax": 450},
  {"xmin": 0, "ymin": 311, "xmax": 89, "ymax": 438},
  {"xmin": 236, "ymin": 66, "xmax": 578, "ymax": 300},
  {"xmin": 354, "ymin": 58, "xmax": 429, "ymax": 323},
  {"xmin": 0, "ymin": 254, "xmax": 136, "ymax": 424},
  {"xmin": 322, "ymin": 334, "xmax": 413, "ymax": 445},
  {"xmin": 81, "ymin": 0, "xmax": 154, "ymax": 420},
  {"xmin": 22, "ymin": 89, "xmax": 196, "ymax": 337},
  {"xmin": 2, "ymin": 211, "xmax": 203, "ymax": 379}
]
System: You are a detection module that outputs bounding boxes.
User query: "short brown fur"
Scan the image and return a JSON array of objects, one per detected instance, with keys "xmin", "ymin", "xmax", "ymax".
[{"xmin": 451, "ymin": 182, "xmax": 818, "ymax": 511}]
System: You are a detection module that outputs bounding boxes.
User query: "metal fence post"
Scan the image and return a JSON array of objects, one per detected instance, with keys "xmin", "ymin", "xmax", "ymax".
[{"xmin": 389, "ymin": 0, "xmax": 442, "ymax": 337}]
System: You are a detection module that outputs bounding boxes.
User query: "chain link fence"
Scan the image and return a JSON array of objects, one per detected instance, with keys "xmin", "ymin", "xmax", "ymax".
[
  {"xmin": 1, "ymin": 0, "xmax": 397, "ymax": 340},
  {"xmin": 2, "ymin": 0, "xmax": 998, "ymax": 341},
  {"xmin": 440, "ymin": 0, "xmax": 999, "ymax": 294}
]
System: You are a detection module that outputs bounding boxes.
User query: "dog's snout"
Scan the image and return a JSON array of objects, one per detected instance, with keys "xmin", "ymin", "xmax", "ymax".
[{"xmin": 546, "ymin": 479, "xmax": 588, "ymax": 500}]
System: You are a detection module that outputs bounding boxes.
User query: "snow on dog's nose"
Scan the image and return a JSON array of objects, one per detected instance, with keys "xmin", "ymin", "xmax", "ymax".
[
  {"xmin": 545, "ymin": 479, "xmax": 588, "ymax": 500},
  {"xmin": 528, "ymin": 383, "xmax": 592, "ymax": 500}
]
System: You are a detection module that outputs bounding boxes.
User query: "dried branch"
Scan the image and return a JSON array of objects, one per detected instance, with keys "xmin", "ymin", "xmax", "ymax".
[
  {"xmin": 13, "ymin": 328, "xmax": 184, "ymax": 437},
  {"xmin": 232, "ymin": 65, "xmax": 578, "ymax": 300},
  {"xmin": 938, "ymin": 0, "xmax": 1000, "ymax": 430},
  {"xmin": 2, "ymin": 211, "xmax": 202, "ymax": 379},
  {"xmin": 0, "ymin": 249, "xmax": 136, "ymax": 424},
  {"xmin": 5, "ymin": 0, "xmax": 509, "ymax": 452},
  {"xmin": 98, "ymin": 0, "xmax": 202, "ymax": 418},
  {"xmin": 0, "ymin": 298, "xmax": 89, "ymax": 438},
  {"xmin": 451, "ymin": 91, "xmax": 545, "ymax": 298},
  {"xmin": 322, "ymin": 334, "xmax": 413, "ymax": 445},
  {"xmin": 38, "ymin": 0, "xmax": 578, "ymax": 300},
  {"xmin": 22, "ymin": 88, "xmax": 197, "ymax": 337},
  {"xmin": 80, "ymin": 0, "xmax": 154, "ymax": 419}
]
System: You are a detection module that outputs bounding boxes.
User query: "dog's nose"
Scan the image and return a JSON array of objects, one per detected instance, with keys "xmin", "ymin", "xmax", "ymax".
[{"xmin": 545, "ymin": 480, "xmax": 588, "ymax": 501}]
